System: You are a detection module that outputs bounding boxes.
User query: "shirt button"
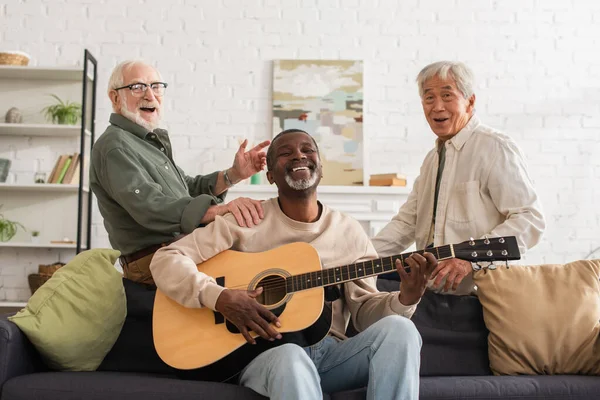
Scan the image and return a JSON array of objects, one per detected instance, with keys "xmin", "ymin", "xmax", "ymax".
[
  {"xmin": 134, "ymin": 189, "xmax": 140, "ymax": 194},
  {"xmin": 161, "ymin": 148, "xmax": 165, "ymax": 152}
]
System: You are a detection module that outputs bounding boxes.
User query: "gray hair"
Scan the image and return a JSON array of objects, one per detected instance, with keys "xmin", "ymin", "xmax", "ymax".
[
  {"xmin": 416, "ymin": 61, "xmax": 475, "ymax": 99},
  {"xmin": 106, "ymin": 59, "xmax": 162, "ymax": 98}
]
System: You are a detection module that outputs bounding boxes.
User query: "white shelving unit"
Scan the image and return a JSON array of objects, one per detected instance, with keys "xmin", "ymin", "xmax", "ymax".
[
  {"xmin": 0, "ymin": 183, "xmax": 89, "ymax": 192},
  {"xmin": 0, "ymin": 301, "xmax": 27, "ymax": 308},
  {"xmin": 0, "ymin": 242, "xmax": 84, "ymax": 249},
  {"xmin": 0, "ymin": 123, "xmax": 91, "ymax": 137},
  {"xmin": 0, "ymin": 50, "xmax": 97, "ymax": 306},
  {"xmin": 0, "ymin": 65, "xmax": 93, "ymax": 81}
]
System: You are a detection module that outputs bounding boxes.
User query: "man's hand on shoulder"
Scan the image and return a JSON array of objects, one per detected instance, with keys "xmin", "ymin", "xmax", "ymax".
[
  {"xmin": 397, "ymin": 252, "xmax": 437, "ymax": 306},
  {"xmin": 430, "ymin": 258, "xmax": 472, "ymax": 292},
  {"xmin": 201, "ymin": 197, "xmax": 264, "ymax": 227},
  {"xmin": 214, "ymin": 288, "xmax": 282, "ymax": 345}
]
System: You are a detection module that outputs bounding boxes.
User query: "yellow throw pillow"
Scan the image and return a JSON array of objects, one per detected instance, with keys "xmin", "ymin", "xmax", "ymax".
[
  {"xmin": 474, "ymin": 260, "xmax": 600, "ymax": 376},
  {"xmin": 9, "ymin": 248, "xmax": 126, "ymax": 371}
]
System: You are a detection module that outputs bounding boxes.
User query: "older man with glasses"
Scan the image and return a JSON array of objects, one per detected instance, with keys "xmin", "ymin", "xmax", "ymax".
[{"xmin": 90, "ymin": 60, "xmax": 268, "ymax": 286}]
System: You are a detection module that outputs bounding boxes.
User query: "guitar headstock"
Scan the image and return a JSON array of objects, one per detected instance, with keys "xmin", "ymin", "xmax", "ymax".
[{"xmin": 454, "ymin": 236, "xmax": 521, "ymax": 263}]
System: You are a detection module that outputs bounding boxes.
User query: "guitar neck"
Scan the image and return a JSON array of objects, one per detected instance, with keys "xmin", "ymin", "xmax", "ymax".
[{"xmin": 285, "ymin": 244, "xmax": 455, "ymax": 293}]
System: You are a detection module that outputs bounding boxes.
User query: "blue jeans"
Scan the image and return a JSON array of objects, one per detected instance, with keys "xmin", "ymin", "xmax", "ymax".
[{"xmin": 238, "ymin": 315, "xmax": 422, "ymax": 400}]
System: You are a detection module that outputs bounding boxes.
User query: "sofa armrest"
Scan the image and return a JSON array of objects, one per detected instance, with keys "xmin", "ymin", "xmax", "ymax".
[{"xmin": 0, "ymin": 315, "xmax": 45, "ymax": 387}]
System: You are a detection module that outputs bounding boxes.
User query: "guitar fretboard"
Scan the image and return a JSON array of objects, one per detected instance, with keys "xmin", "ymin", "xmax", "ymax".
[{"xmin": 285, "ymin": 245, "xmax": 454, "ymax": 293}]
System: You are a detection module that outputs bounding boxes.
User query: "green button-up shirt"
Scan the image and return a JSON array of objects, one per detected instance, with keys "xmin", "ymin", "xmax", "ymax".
[{"xmin": 90, "ymin": 113, "xmax": 226, "ymax": 255}]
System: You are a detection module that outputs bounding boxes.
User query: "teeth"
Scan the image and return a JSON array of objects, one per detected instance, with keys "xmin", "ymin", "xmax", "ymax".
[{"xmin": 292, "ymin": 167, "xmax": 309, "ymax": 172}]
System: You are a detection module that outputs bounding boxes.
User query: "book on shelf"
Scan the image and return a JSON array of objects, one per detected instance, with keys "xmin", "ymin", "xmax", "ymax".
[
  {"xmin": 61, "ymin": 153, "xmax": 80, "ymax": 184},
  {"xmin": 47, "ymin": 153, "xmax": 81, "ymax": 184},
  {"xmin": 369, "ymin": 173, "xmax": 406, "ymax": 180},
  {"xmin": 369, "ymin": 173, "xmax": 407, "ymax": 187}
]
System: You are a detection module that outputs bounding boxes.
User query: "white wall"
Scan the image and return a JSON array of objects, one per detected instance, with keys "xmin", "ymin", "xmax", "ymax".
[{"xmin": 1, "ymin": 0, "xmax": 600, "ymax": 291}]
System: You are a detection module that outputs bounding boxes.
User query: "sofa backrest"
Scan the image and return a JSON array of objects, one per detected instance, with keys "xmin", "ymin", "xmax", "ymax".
[{"xmin": 376, "ymin": 279, "xmax": 492, "ymax": 376}]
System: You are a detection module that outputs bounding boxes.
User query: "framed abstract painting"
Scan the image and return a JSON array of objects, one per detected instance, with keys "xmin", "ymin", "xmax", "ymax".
[{"xmin": 272, "ymin": 60, "xmax": 364, "ymax": 186}]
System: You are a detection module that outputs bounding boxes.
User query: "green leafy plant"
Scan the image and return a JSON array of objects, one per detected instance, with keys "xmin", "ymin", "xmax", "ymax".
[
  {"xmin": 0, "ymin": 205, "xmax": 25, "ymax": 242},
  {"xmin": 42, "ymin": 94, "xmax": 82, "ymax": 125},
  {"xmin": 31, "ymin": 230, "xmax": 40, "ymax": 237}
]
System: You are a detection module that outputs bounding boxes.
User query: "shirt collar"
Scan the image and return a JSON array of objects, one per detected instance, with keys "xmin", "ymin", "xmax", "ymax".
[
  {"xmin": 437, "ymin": 114, "xmax": 480, "ymax": 151},
  {"xmin": 109, "ymin": 113, "xmax": 165, "ymax": 140}
]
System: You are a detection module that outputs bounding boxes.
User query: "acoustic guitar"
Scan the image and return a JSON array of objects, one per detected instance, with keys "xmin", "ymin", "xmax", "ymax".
[{"xmin": 153, "ymin": 236, "xmax": 520, "ymax": 381}]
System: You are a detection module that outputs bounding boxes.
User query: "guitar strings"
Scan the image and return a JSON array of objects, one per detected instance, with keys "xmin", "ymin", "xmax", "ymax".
[
  {"xmin": 205, "ymin": 247, "xmax": 455, "ymax": 293},
  {"xmin": 210, "ymin": 262, "xmax": 417, "ymax": 293}
]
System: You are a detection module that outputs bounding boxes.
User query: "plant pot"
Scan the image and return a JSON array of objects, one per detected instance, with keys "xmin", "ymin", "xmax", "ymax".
[{"xmin": 31, "ymin": 236, "xmax": 40, "ymax": 244}]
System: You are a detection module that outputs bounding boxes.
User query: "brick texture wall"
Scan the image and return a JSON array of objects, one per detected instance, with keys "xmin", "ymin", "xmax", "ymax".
[{"xmin": 1, "ymin": 0, "xmax": 599, "ymax": 299}]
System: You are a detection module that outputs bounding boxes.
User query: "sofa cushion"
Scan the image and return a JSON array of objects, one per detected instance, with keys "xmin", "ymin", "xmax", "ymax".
[
  {"xmin": 0, "ymin": 372, "xmax": 267, "ymax": 400},
  {"xmin": 8, "ymin": 249, "xmax": 126, "ymax": 371},
  {"xmin": 377, "ymin": 279, "xmax": 491, "ymax": 376},
  {"xmin": 98, "ymin": 278, "xmax": 178, "ymax": 375},
  {"xmin": 331, "ymin": 375, "xmax": 600, "ymax": 400},
  {"xmin": 474, "ymin": 260, "xmax": 600, "ymax": 375}
]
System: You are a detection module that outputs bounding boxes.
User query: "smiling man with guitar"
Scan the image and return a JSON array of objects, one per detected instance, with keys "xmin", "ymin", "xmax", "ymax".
[{"xmin": 149, "ymin": 129, "xmax": 438, "ymax": 400}]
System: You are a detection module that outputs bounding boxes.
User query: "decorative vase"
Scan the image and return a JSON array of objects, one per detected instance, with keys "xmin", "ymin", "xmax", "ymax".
[{"xmin": 5, "ymin": 107, "xmax": 23, "ymax": 123}]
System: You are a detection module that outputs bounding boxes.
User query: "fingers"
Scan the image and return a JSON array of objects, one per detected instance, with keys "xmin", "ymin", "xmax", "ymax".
[
  {"xmin": 443, "ymin": 271, "xmax": 457, "ymax": 292},
  {"xmin": 429, "ymin": 260, "xmax": 447, "ymax": 280},
  {"xmin": 227, "ymin": 198, "xmax": 265, "ymax": 227},
  {"xmin": 239, "ymin": 327, "xmax": 255, "ymax": 345},
  {"xmin": 432, "ymin": 267, "xmax": 449, "ymax": 288},
  {"xmin": 422, "ymin": 252, "xmax": 438, "ymax": 274},
  {"xmin": 237, "ymin": 139, "xmax": 248, "ymax": 155},
  {"xmin": 451, "ymin": 272, "xmax": 466, "ymax": 291},
  {"xmin": 247, "ymin": 320, "xmax": 272, "ymax": 342},
  {"xmin": 258, "ymin": 306, "xmax": 282, "ymax": 329},
  {"xmin": 228, "ymin": 204, "xmax": 246, "ymax": 227},
  {"xmin": 250, "ymin": 140, "xmax": 270, "ymax": 153},
  {"xmin": 247, "ymin": 287, "xmax": 263, "ymax": 298},
  {"xmin": 396, "ymin": 259, "xmax": 409, "ymax": 280},
  {"xmin": 239, "ymin": 204, "xmax": 254, "ymax": 227}
]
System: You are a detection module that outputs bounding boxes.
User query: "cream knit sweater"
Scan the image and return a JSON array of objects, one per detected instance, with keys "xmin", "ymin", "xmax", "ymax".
[{"xmin": 150, "ymin": 197, "xmax": 416, "ymax": 337}]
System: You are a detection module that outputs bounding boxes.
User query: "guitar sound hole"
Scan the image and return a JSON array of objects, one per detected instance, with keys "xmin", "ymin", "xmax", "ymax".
[{"xmin": 255, "ymin": 275, "xmax": 286, "ymax": 307}]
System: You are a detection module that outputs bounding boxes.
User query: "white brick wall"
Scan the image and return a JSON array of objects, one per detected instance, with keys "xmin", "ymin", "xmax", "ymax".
[{"xmin": 1, "ymin": 0, "xmax": 600, "ymax": 300}]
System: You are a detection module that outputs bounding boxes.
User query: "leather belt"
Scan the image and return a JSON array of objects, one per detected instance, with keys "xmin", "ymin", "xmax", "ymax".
[{"xmin": 120, "ymin": 234, "xmax": 187, "ymax": 265}]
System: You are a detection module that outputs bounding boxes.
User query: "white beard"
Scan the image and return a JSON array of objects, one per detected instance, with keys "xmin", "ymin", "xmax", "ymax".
[
  {"xmin": 284, "ymin": 169, "xmax": 319, "ymax": 190},
  {"xmin": 119, "ymin": 98, "xmax": 161, "ymax": 132}
]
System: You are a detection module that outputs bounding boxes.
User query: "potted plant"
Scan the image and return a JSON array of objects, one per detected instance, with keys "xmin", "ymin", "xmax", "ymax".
[
  {"xmin": 42, "ymin": 94, "xmax": 82, "ymax": 125},
  {"xmin": 31, "ymin": 230, "xmax": 40, "ymax": 244},
  {"xmin": 0, "ymin": 205, "xmax": 25, "ymax": 242}
]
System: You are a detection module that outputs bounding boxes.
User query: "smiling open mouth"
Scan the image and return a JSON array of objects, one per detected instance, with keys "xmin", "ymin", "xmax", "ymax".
[
  {"xmin": 433, "ymin": 118, "xmax": 449, "ymax": 123},
  {"xmin": 140, "ymin": 107, "xmax": 156, "ymax": 113},
  {"xmin": 292, "ymin": 167, "xmax": 309, "ymax": 172}
]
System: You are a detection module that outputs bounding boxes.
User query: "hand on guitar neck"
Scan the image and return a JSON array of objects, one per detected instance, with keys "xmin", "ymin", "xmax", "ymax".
[
  {"xmin": 214, "ymin": 287, "xmax": 283, "ymax": 345},
  {"xmin": 397, "ymin": 252, "xmax": 437, "ymax": 306}
]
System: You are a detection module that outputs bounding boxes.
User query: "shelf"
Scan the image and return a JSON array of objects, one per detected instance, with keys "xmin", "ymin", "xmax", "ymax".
[
  {"xmin": 0, "ymin": 183, "xmax": 89, "ymax": 192},
  {"xmin": 0, "ymin": 301, "xmax": 27, "ymax": 308},
  {"xmin": 229, "ymin": 184, "xmax": 411, "ymax": 195},
  {"xmin": 0, "ymin": 123, "xmax": 91, "ymax": 137},
  {"xmin": 0, "ymin": 242, "xmax": 84, "ymax": 249},
  {"xmin": 0, "ymin": 65, "xmax": 93, "ymax": 81}
]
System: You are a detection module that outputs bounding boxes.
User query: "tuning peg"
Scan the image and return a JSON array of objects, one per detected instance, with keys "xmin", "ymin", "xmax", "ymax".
[
  {"xmin": 501, "ymin": 250, "xmax": 508, "ymax": 256},
  {"xmin": 471, "ymin": 251, "xmax": 478, "ymax": 258},
  {"xmin": 484, "ymin": 235, "xmax": 490, "ymax": 245},
  {"xmin": 499, "ymin": 237, "xmax": 505, "ymax": 244},
  {"xmin": 469, "ymin": 237, "xmax": 475, "ymax": 246},
  {"xmin": 487, "ymin": 250, "xmax": 493, "ymax": 257}
]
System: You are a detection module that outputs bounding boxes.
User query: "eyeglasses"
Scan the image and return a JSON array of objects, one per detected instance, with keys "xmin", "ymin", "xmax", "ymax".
[{"xmin": 114, "ymin": 82, "xmax": 168, "ymax": 97}]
